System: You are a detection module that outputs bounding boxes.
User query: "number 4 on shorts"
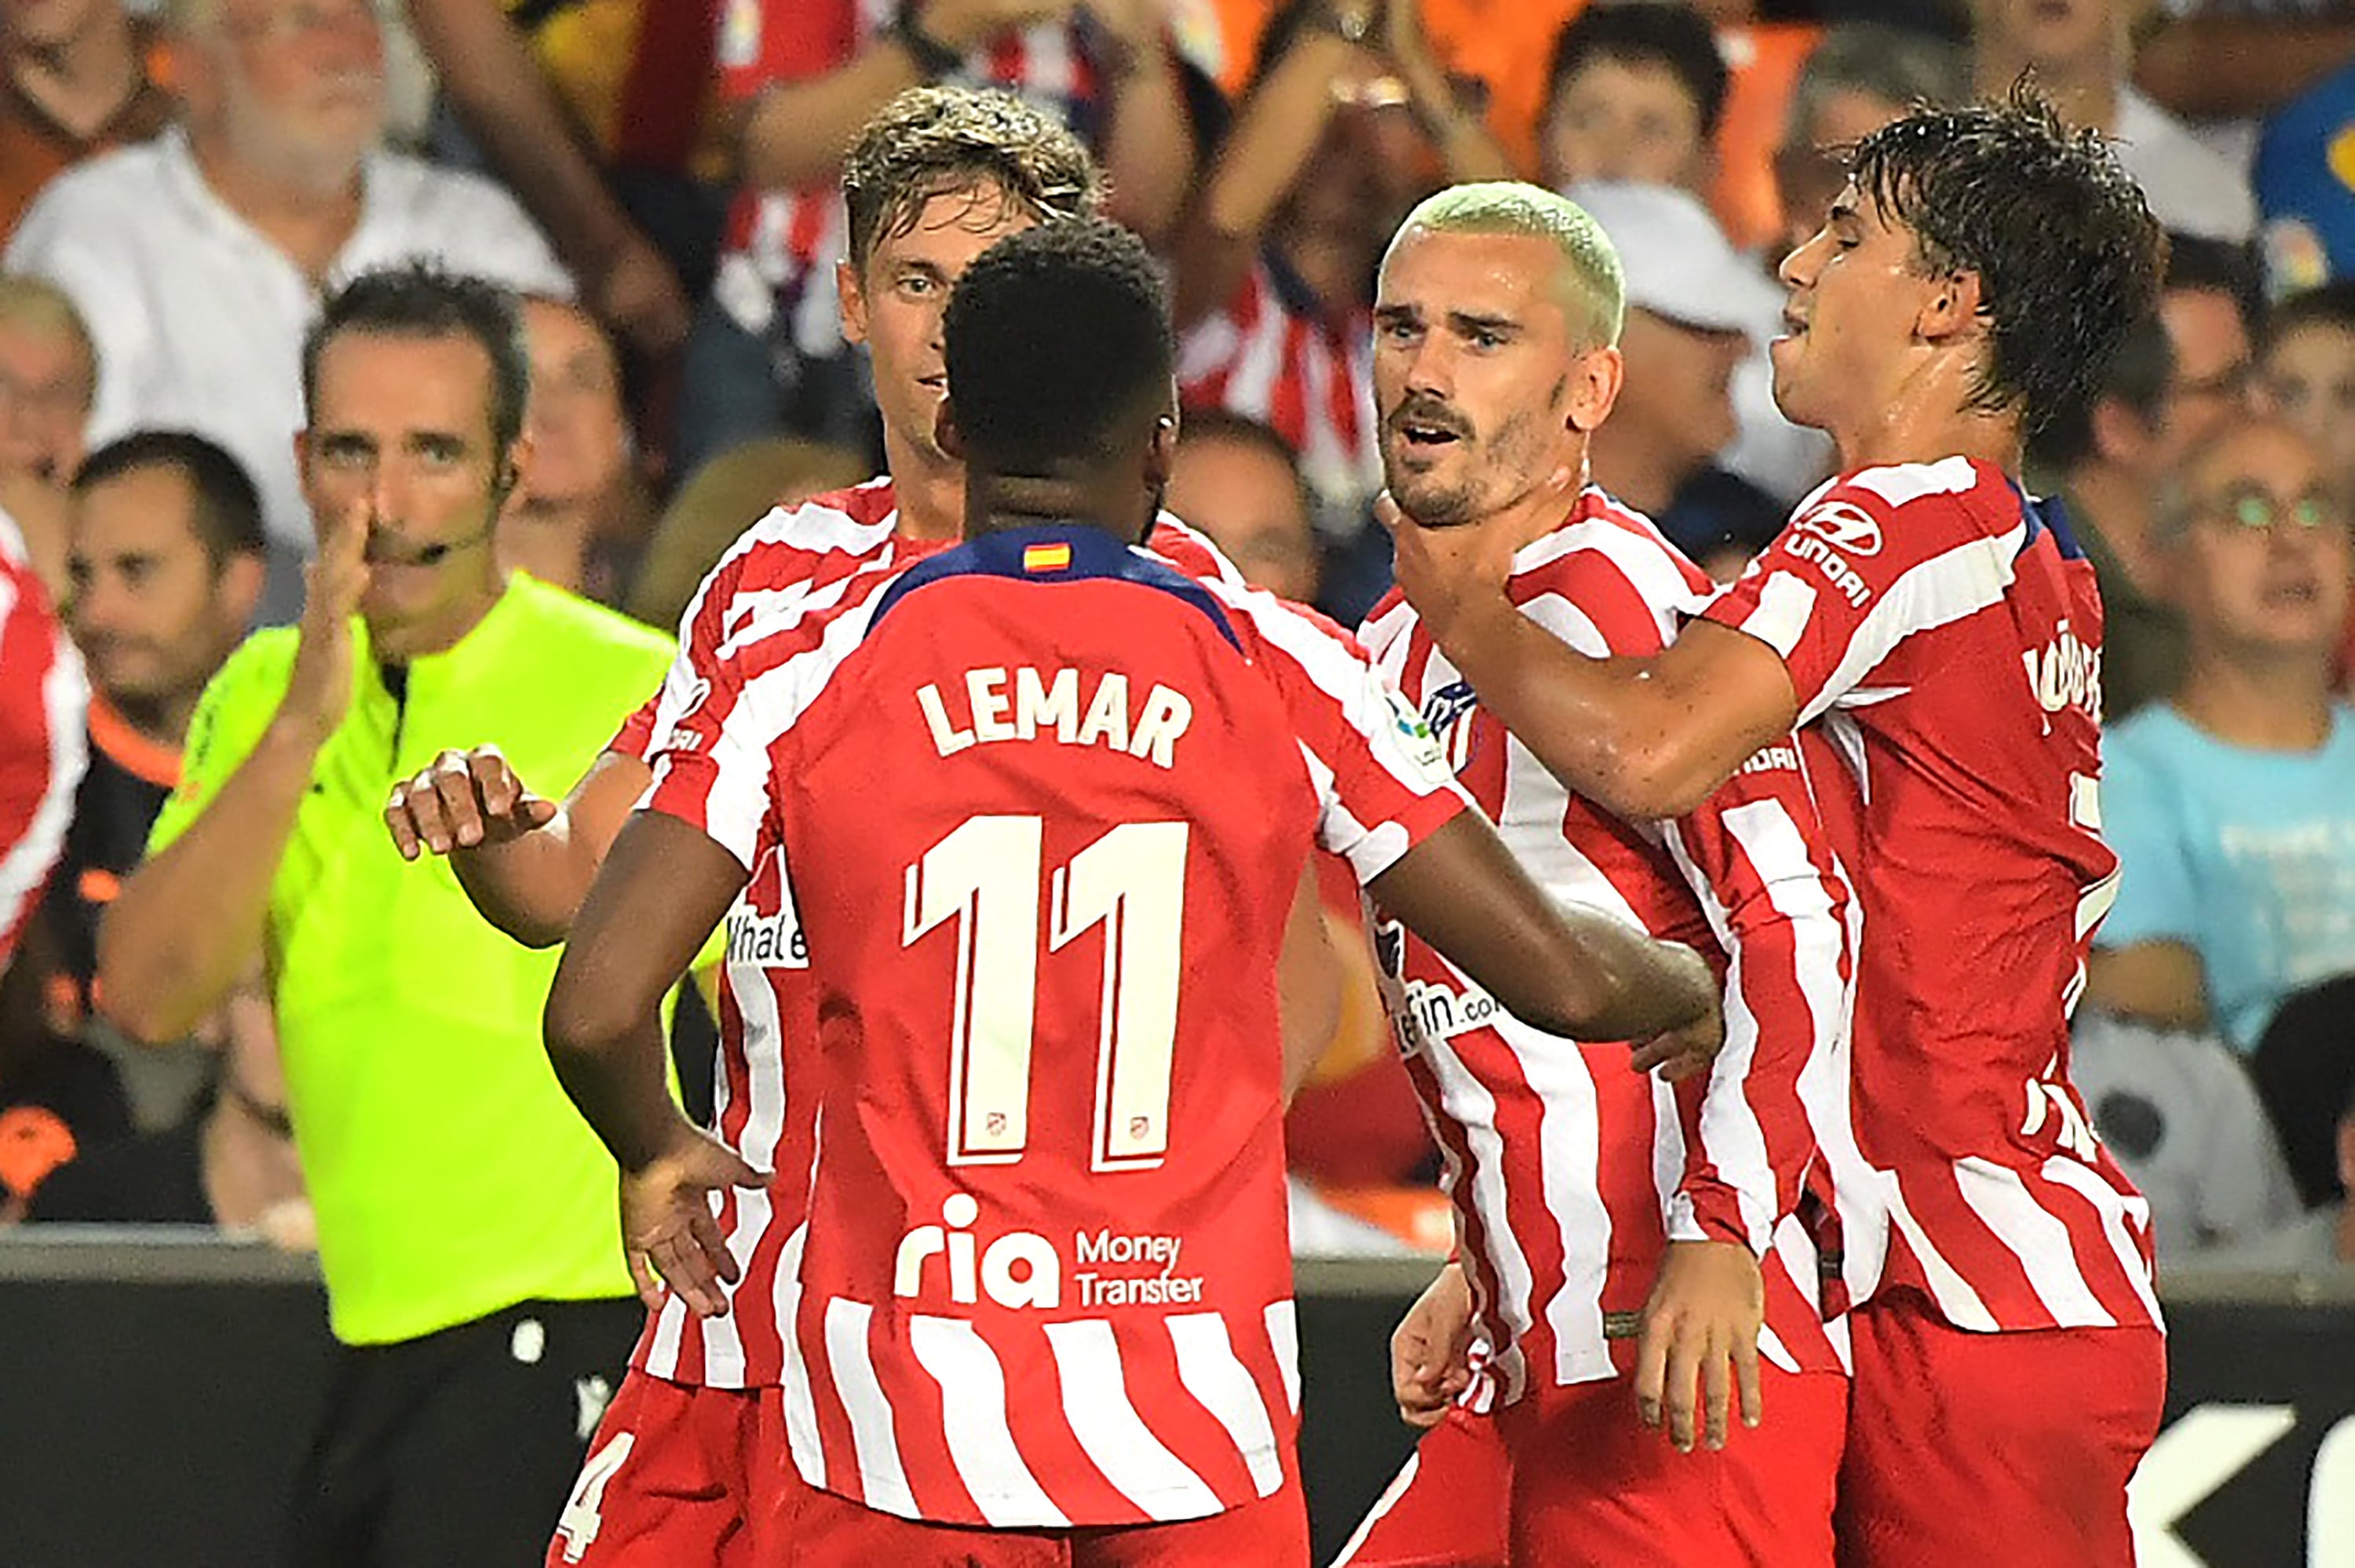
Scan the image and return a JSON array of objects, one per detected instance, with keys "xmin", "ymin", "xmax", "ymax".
[{"xmin": 555, "ymin": 1431, "xmax": 634, "ymax": 1563}]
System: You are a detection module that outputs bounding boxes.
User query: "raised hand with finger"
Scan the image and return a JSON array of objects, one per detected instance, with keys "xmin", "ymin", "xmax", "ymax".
[{"xmin": 385, "ymin": 744, "xmax": 560, "ymax": 861}]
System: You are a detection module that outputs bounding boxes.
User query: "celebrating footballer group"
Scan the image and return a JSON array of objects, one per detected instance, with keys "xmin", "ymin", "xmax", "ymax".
[{"xmin": 386, "ymin": 77, "xmax": 2168, "ymax": 1568}]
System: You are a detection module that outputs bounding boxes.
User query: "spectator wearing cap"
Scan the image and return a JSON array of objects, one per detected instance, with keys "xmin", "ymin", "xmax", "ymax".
[
  {"xmin": 0, "ymin": 0, "xmax": 173, "ymax": 244},
  {"xmin": 3, "ymin": 0, "xmax": 571, "ymax": 622},
  {"xmin": 1572, "ymin": 180, "xmax": 1789, "ymax": 580}
]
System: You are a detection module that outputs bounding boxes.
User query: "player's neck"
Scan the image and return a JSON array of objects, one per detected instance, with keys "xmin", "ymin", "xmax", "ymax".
[
  {"xmin": 2173, "ymin": 651, "xmax": 2337, "ymax": 753},
  {"xmin": 1469, "ymin": 458, "xmax": 1590, "ymax": 558},
  {"xmin": 885, "ymin": 429, "xmax": 966, "ymax": 542},
  {"xmin": 1830, "ymin": 374, "xmax": 2021, "ymax": 480},
  {"xmin": 966, "ymin": 472, "xmax": 1152, "ymax": 545},
  {"xmin": 1586, "ymin": 428, "xmax": 1688, "ymax": 520}
]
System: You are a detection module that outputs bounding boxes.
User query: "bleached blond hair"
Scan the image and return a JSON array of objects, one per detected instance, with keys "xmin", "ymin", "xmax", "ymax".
[{"xmin": 1388, "ymin": 181, "xmax": 1626, "ymax": 349}]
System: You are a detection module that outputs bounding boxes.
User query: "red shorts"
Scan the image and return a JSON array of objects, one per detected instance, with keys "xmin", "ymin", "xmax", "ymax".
[
  {"xmin": 1499, "ymin": 1364, "xmax": 1849, "ymax": 1568},
  {"xmin": 1331, "ymin": 1407, "xmax": 1510, "ymax": 1568},
  {"xmin": 773, "ymin": 1473, "xmax": 1310, "ymax": 1568},
  {"xmin": 1835, "ymin": 1293, "xmax": 2166, "ymax": 1568},
  {"xmin": 545, "ymin": 1370, "xmax": 800, "ymax": 1568}
]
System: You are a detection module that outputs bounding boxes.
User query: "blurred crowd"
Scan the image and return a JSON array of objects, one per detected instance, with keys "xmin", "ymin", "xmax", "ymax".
[{"xmin": 2, "ymin": 0, "xmax": 2353, "ymax": 1288}]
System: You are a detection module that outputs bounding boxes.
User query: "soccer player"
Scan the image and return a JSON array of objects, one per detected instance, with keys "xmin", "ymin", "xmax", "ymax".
[
  {"xmin": 382, "ymin": 89, "xmax": 1349, "ymax": 1565},
  {"xmin": 1381, "ymin": 96, "xmax": 2170, "ymax": 1565},
  {"xmin": 1337, "ymin": 183, "xmax": 1856, "ymax": 1567},
  {"xmin": 542, "ymin": 217, "xmax": 1724, "ymax": 1566}
]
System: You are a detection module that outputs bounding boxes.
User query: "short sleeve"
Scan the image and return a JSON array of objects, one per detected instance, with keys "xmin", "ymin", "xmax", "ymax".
[
  {"xmin": 2093, "ymin": 734, "xmax": 2201, "ymax": 951},
  {"xmin": 605, "ymin": 691, "xmax": 663, "ymax": 764},
  {"xmin": 1700, "ymin": 459, "xmax": 2005, "ymax": 724},
  {"xmin": 146, "ymin": 636, "xmax": 290, "ymax": 859},
  {"xmin": 1239, "ymin": 596, "xmax": 1469, "ymax": 884}
]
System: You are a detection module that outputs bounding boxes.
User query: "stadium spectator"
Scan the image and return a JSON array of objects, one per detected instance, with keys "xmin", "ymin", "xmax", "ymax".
[
  {"xmin": 1970, "ymin": 0, "xmax": 2257, "ymax": 243},
  {"xmin": 1167, "ymin": 407, "xmax": 1324, "ymax": 603},
  {"xmin": 1572, "ymin": 179, "xmax": 1787, "ymax": 581},
  {"xmin": 2029, "ymin": 315, "xmax": 2188, "ymax": 720},
  {"xmin": 3, "ymin": 0, "xmax": 571, "ymax": 622},
  {"xmin": 677, "ymin": 0, "xmax": 1194, "ymax": 477},
  {"xmin": 24, "ymin": 971, "xmax": 305, "ymax": 1238},
  {"xmin": 408, "ymin": 0, "xmax": 692, "ymax": 363},
  {"xmin": 1385, "ymin": 93, "xmax": 2170, "ymax": 1565},
  {"xmin": 2090, "ymin": 414, "xmax": 2355, "ymax": 1055},
  {"xmin": 498, "ymin": 297, "xmax": 641, "ymax": 606},
  {"xmin": 1536, "ymin": 2, "xmax": 1725, "ymax": 196},
  {"xmin": 2205, "ymin": 1075, "xmax": 2355, "ymax": 1273},
  {"xmin": 2160, "ymin": 234, "xmax": 2263, "ymax": 459},
  {"xmin": 2068, "ymin": 1008, "xmax": 2302, "ymax": 1261},
  {"xmin": 2251, "ymin": 973, "xmax": 2355, "ymax": 1208},
  {"xmin": 2258, "ymin": 281, "xmax": 2355, "ymax": 501},
  {"xmin": 95, "ymin": 266, "xmax": 672, "ymax": 1568},
  {"xmin": 1772, "ymin": 22, "xmax": 1967, "ymax": 258},
  {"xmin": 14, "ymin": 432, "xmax": 269, "ymax": 1156},
  {"xmin": 0, "ymin": 0, "xmax": 171, "ymax": 243},
  {"xmin": 0, "ymin": 272, "xmax": 93, "ymax": 599}
]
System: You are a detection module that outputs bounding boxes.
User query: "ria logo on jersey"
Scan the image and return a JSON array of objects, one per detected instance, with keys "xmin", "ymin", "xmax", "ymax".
[{"xmin": 892, "ymin": 1194, "xmax": 1207, "ymax": 1311}]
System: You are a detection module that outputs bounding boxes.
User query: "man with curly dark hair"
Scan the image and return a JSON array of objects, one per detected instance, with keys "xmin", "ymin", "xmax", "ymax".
[{"xmin": 1382, "ymin": 90, "xmax": 2170, "ymax": 1566}]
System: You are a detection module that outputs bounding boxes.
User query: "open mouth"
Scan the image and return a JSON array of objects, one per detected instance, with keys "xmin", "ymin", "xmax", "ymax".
[{"xmin": 1393, "ymin": 418, "xmax": 1464, "ymax": 450}]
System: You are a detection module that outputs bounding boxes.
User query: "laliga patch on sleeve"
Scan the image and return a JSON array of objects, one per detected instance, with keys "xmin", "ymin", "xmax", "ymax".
[{"xmin": 1374, "ymin": 670, "xmax": 1452, "ymax": 785}]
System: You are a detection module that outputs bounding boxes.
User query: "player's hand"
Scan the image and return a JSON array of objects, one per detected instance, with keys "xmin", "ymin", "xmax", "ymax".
[
  {"xmin": 619, "ymin": 1126, "xmax": 768, "ymax": 1317},
  {"xmin": 279, "ymin": 496, "xmax": 371, "ymax": 747},
  {"xmin": 1377, "ymin": 476, "xmax": 1575, "ymax": 647},
  {"xmin": 1627, "ymin": 940, "xmax": 1725, "ymax": 1081},
  {"xmin": 1390, "ymin": 1257, "xmax": 1476, "ymax": 1428},
  {"xmin": 1633, "ymin": 1239, "xmax": 1764, "ymax": 1454},
  {"xmin": 384, "ymin": 745, "xmax": 560, "ymax": 860}
]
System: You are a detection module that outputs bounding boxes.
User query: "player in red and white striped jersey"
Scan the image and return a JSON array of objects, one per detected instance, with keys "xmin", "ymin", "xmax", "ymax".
[
  {"xmin": 1382, "ymin": 100, "xmax": 2171, "ymax": 1566},
  {"xmin": 0, "ymin": 504, "xmax": 87, "ymax": 969},
  {"xmin": 1334, "ymin": 184, "xmax": 1853, "ymax": 1566},
  {"xmin": 543, "ymin": 219, "xmax": 1723, "ymax": 1566}
]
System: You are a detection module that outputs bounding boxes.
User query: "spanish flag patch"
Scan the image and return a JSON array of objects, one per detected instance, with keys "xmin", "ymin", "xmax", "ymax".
[{"xmin": 1022, "ymin": 542, "xmax": 1073, "ymax": 573}]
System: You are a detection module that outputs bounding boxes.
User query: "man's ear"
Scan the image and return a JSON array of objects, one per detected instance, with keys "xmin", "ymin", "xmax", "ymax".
[
  {"xmin": 1566, "ymin": 345, "xmax": 1623, "ymax": 435},
  {"xmin": 1917, "ymin": 269, "xmax": 1986, "ymax": 346},
  {"xmin": 935, "ymin": 396, "xmax": 965, "ymax": 462},
  {"xmin": 837, "ymin": 259, "xmax": 869, "ymax": 347},
  {"xmin": 495, "ymin": 434, "xmax": 532, "ymax": 506},
  {"xmin": 218, "ymin": 551, "xmax": 268, "ymax": 629}
]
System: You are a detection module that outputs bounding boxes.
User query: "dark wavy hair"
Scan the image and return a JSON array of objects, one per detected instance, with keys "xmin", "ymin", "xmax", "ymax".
[
  {"xmin": 842, "ymin": 86, "xmax": 1103, "ymax": 273},
  {"xmin": 301, "ymin": 261, "xmax": 529, "ymax": 454},
  {"xmin": 1848, "ymin": 83, "xmax": 2166, "ymax": 437}
]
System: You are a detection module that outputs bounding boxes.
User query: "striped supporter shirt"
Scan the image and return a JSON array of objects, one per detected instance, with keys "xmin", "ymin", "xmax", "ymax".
[
  {"xmin": 1361, "ymin": 487, "xmax": 1862, "ymax": 1406},
  {"xmin": 1699, "ymin": 457, "xmax": 2161, "ymax": 1334},
  {"xmin": 640, "ymin": 520, "xmax": 1467, "ymax": 1526},
  {"xmin": 709, "ymin": 0, "xmax": 1104, "ymax": 359}
]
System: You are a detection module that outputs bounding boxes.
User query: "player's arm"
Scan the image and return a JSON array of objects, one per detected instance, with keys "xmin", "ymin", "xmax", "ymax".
[
  {"xmin": 545, "ymin": 810, "xmax": 760, "ymax": 1315},
  {"xmin": 1369, "ymin": 812, "xmax": 1722, "ymax": 1065},
  {"xmin": 1383, "ymin": 501, "xmax": 1802, "ymax": 819},
  {"xmin": 1277, "ymin": 857, "xmax": 1345, "ymax": 1099},
  {"xmin": 101, "ymin": 502, "xmax": 367, "ymax": 1045},
  {"xmin": 385, "ymin": 744, "xmax": 653, "ymax": 948}
]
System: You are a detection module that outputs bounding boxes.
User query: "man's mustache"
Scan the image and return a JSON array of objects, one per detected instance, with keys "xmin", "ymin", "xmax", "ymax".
[{"xmin": 1386, "ymin": 396, "xmax": 1473, "ymax": 441}]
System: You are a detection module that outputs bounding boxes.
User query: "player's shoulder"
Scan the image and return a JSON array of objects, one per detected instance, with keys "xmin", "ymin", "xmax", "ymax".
[
  {"xmin": 1146, "ymin": 512, "xmax": 1249, "ymax": 588},
  {"xmin": 1795, "ymin": 457, "xmax": 2018, "ymax": 549},
  {"xmin": 1516, "ymin": 488, "xmax": 1711, "ymax": 598}
]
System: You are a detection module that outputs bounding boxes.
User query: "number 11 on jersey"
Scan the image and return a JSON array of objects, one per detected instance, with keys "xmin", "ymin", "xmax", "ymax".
[{"xmin": 904, "ymin": 815, "xmax": 1191, "ymax": 1174}]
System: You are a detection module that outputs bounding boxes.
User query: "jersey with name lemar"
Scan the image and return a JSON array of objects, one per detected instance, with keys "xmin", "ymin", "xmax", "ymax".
[
  {"xmin": 608, "ymin": 480, "xmax": 1246, "ymax": 1390},
  {"xmin": 1362, "ymin": 487, "xmax": 1860, "ymax": 1406},
  {"xmin": 1701, "ymin": 456, "xmax": 2160, "ymax": 1335},
  {"xmin": 645, "ymin": 524, "xmax": 1466, "ymax": 1529}
]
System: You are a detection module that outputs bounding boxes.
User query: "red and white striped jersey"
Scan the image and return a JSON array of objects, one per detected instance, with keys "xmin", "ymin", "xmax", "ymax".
[
  {"xmin": 0, "ymin": 508, "xmax": 87, "ymax": 967},
  {"xmin": 1360, "ymin": 488, "xmax": 1859, "ymax": 1406},
  {"xmin": 644, "ymin": 522, "xmax": 1467, "ymax": 1526},
  {"xmin": 708, "ymin": 0, "xmax": 1104, "ymax": 357},
  {"xmin": 612, "ymin": 480, "xmax": 1251, "ymax": 1388},
  {"xmin": 1701, "ymin": 458, "xmax": 2161, "ymax": 1335},
  {"xmin": 1177, "ymin": 257, "xmax": 1382, "ymax": 512}
]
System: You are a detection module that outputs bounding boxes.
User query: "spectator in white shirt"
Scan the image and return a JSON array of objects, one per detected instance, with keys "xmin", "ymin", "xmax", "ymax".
[
  {"xmin": 2, "ymin": 0, "xmax": 571, "ymax": 620},
  {"xmin": 1970, "ymin": 0, "xmax": 2258, "ymax": 242}
]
